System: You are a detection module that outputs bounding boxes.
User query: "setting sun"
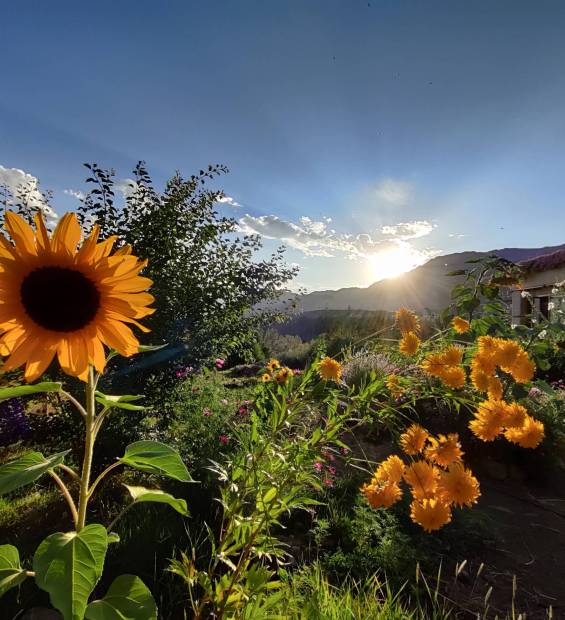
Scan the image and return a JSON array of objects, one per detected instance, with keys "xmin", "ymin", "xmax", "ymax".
[{"xmin": 369, "ymin": 246, "xmax": 427, "ymax": 281}]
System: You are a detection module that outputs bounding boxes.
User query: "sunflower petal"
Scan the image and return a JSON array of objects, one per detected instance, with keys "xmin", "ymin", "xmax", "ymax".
[
  {"xmin": 34, "ymin": 212, "xmax": 51, "ymax": 253},
  {"xmin": 5, "ymin": 212, "xmax": 37, "ymax": 256},
  {"xmin": 52, "ymin": 212, "xmax": 82, "ymax": 256}
]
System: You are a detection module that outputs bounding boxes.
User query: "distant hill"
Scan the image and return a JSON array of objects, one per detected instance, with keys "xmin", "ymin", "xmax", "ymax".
[{"xmin": 294, "ymin": 244, "xmax": 565, "ymax": 313}]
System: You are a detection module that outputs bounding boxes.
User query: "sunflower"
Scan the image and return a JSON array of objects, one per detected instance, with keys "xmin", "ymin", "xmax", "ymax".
[
  {"xmin": 470, "ymin": 368, "xmax": 490, "ymax": 392},
  {"xmin": 425, "ymin": 434, "xmax": 463, "ymax": 468},
  {"xmin": 395, "ymin": 307, "xmax": 421, "ymax": 335},
  {"xmin": 410, "ymin": 498, "xmax": 452, "ymax": 532},
  {"xmin": 510, "ymin": 351, "xmax": 535, "ymax": 383},
  {"xmin": 266, "ymin": 358, "xmax": 280, "ymax": 373},
  {"xmin": 421, "ymin": 352, "xmax": 446, "ymax": 378},
  {"xmin": 487, "ymin": 375, "xmax": 503, "ymax": 401},
  {"xmin": 318, "ymin": 357, "xmax": 342, "ymax": 382},
  {"xmin": 274, "ymin": 367, "xmax": 292, "ymax": 384},
  {"xmin": 399, "ymin": 331, "xmax": 420, "ymax": 356},
  {"xmin": 399, "ymin": 424, "xmax": 429, "ymax": 455},
  {"xmin": 437, "ymin": 462, "xmax": 480, "ymax": 507},
  {"xmin": 504, "ymin": 402, "xmax": 527, "ymax": 428},
  {"xmin": 0, "ymin": 212, "xmax": 154, "ymax": 382},
  {"xmin": 452, "ymin": 316, "xmax": 470, "ymax": 334}
]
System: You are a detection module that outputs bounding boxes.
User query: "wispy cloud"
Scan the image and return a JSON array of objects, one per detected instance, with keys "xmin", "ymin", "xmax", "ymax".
[
  {"xmin": 372, "ymin": 178, "xmax": 414, "ymax": 207},
  {"xmin": 0, "ymin": 165, "xmax": 58, "ymax": 219},
  {"xmin": 216, "ymin": 194, "xmax": 241, "ymax": 208},
  {"xmin": 381, "ymin": 220, "xmax": 436, "ymax": 239},
  {"xmin": 64, "ymin": 188, "xmax": 85, "ymax": 200},
  {"xmin": 238, "ymin": 213, "xmax": 438, "ymax": 267}
]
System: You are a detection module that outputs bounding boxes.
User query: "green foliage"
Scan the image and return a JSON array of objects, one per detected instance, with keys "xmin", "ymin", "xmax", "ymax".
[
  {"xmin": 119, "ymin": 440, "xmax": 193, "ymax": 482},
  {"xmin": 77, "ymin": 162, "xmax": 298, "ymax": 365},
  {"xmin": 33, "ymin": 524, "xmax": 109, "ymax": 620},
  {"xmin": 0, "ymin": 450, "xmax": 70, "ymax": 495},
  {"xmin": 123, "ymin": 484, "xmax": 189, "ymax": 517},
  {"xmin": 0, "ymin": 545, "xmax": 28, "ymax": 596},
  {"xmin": 0, "ymin": 381, "xmax": 62, "ymax": 401},
  {"xmin": 85, "ymin": 574, "xmax": 158, "ymax": 620}
]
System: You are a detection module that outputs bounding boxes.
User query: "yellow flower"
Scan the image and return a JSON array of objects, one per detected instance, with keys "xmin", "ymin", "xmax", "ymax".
[
  {"xmin": 437, "ymin": 462, "xmax": 480, "ymax": 507},
  {"xmin": 404, "ymin": 460, "xmax": 440, "ymax": 500},
  {"xmin": 361, "ymin": 480, "xmax": 402, "ymax": 509},
  {"xmin": 399, "ymin": 424, "xmax": 429, "ymax": 455},
  {"xmin": 471, "ymin": 352, "xmax": 497, "ymax": 376},
  {"xmin": 395, "ymin": 307, "xmax": 421, "ymax": 335},
  {"xmin": 510, "ymin": 351, "xmax": 535, "ymax": 383},
  {"xmin": 261, "ymin": 373, "xmax": 271, "ymax": 383},
  {"xmin": 318, "ymin": 357, "xmax": 342, "ymax": 382},
  {"xmin": 487, "ymin": 375, "xmax": 503, "ymax": 401},
  {"xmin": 274, "ymin": 367, "xmax": 292, "ymax": 384},
  {"xmin": 470, "ymin": 368, "xmax": 490, "ymax": 392},
  {"xmin": 440, "ymin": 345, "xmax": 464, "ymax": 367},
  {"xmin": 504, "ymin": 402, "xmax": 527, "ymax": 428},
  {"xmin": 425, "ymin": 434, "xmax": 463, "ymax": 468},
  {"xmin": 441, "ymin": 366, "xmax": 466, "ymax": 389},
  {"xmin": 469, "ymin": 399, "xmax": 508, "ymax": 441},
  {"xmin": 504, "ymin": 415, "xmax": 544, "ymax": 449},
  {"xmin": 266, "ymin": 358, "xmax": 281, "ymax": 372},
  {"xmin": 374, "ymin": 455, "xmax": 405, "ymax": 484},
  {"xmin": 421, "ymin": 353, "xmax": 446, "ymax": 378},
  {"xmin": 399, "ymin": 332, "xmax": 420, "ymax": 356},
  {"xmin": 410, "ymin": 498, "xmax": 452, "ymax": 532},
  {"xmin": 452, "ymin": 316, "xmax": 470, "ymax": 334},
  {"xmin": 386, "ymin": 374, "xmax": 403, "ymax": 398},
  {"xmin": 477, "ymin": 336, "xmax": 501, "ymax": 358},
  {"xmin": 0, "ymin": 211, "xmax": 153, "ymax": 382},
  {"xmin": 494, "ymin": 339, "xmax": 522, "ymax": 371}
]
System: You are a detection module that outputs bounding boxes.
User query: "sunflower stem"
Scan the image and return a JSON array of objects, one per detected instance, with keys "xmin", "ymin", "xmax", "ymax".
[
  {"xmin": 60, "ymin": 389, "xmax": 87, "ymax": 418},
  {"xmin": 48, "ymin": 469, "xmax": 78, "ymax": 527},
  {"xmin": 77, "ymin": 366, "xmax": 96, "ymax": 531}
]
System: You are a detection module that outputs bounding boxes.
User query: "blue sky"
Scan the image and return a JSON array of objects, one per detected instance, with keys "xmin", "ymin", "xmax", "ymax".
[{"xmin": 2, "ymin": 1, "xmax": 565, "ymax": 290}]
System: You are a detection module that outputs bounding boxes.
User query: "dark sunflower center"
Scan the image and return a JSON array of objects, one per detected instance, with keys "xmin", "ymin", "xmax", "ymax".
[{"xmin": 20, "ymin": 266, "xmax": 100, "ymax": 332}]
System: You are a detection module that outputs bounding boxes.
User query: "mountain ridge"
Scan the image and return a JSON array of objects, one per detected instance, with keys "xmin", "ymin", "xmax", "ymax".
[{"xmin": 295, "ymin": 243, "xmax": 565, "ymax": 313}]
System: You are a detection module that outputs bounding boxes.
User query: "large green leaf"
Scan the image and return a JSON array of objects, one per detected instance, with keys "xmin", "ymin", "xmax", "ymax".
[
  {"xmin": 85, "ymin": 574, "xmax": 157, "ymax": 620},
  {"xmin": 119, "ymin": 441, "xmax": 192, "ymax": 482},
  {"xmin": 0, "ymin": 450, "xmax": 70, "ymax": 495},
  {"xmin": 0, "ymin": 382, "xmax": 62, "ymax": 401},
  {"xmin": 33, "ymin": 524, "xmax": 108, "ymax": 620},
  {"xmin": 0, "ymin": 545, "xmax": 28, "ymax": 597},
  {"xmin": 124, "ymin": 485, "xmax": 189, "ymax": 516},
  {"xmin": 95, "ymin": 392, "xmax": 146, "ymax": 411}
]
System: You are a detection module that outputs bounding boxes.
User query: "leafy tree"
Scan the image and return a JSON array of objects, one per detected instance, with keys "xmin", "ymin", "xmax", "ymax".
[{"xmin": 77, "ymin": 162, "xmax": 298, "ymax": 365}]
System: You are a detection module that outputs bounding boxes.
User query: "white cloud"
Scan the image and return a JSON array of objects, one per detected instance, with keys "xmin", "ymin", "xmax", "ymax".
[
  {"xmin": 0, "ymin": 165, "xmax": 57, "ymax": 219},
  {"xmin": 381, "ymin": 220, "xmax": 436, "ymax": 240},
  {"xmin": 238, "ymin": 213, "xmax": 438, "ymax": 268},
  {"xmin": 448, "ymin": 233, "xmax": 467, "ymax": 239},
  {"xmin": 373, "ymin": 178, "xmax": 413, "ymax": 207},
  {"xmin": 64, "ymin": 188, "xmax": 85, "ymax": 201},
  {"xmin": 216, "ymin": 194, "xmax": 241, "ymax": 208},
  {"xmin": 114, "ymin": 178, "xmax": 137, "ymax": 199}
]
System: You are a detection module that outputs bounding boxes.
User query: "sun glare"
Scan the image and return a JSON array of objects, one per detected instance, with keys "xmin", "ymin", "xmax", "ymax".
[{"xmin": 369, "ymin": 247, "xmax": 425, "ymax": 281}]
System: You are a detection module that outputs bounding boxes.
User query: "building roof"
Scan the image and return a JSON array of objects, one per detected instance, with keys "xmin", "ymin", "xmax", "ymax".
[{"xmin": 519, "ymin": 248, "xmax": 565, "ymax": 273}]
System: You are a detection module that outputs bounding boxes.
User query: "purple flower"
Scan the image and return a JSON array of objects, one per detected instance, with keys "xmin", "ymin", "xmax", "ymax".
[
  {"xmin": 313, "ymin": 461, "xmax": 323, "ymax": 472},
  {"xmin": 0, "ymin": 398, "xmax": 29, "ymax": 446},
  {"xmin": 528, "ymin": 387, "xmax": 543, "ymax": 399},
  {"xmin": 219, "ymin": 434, "xmax": 229, "ymax": 445},
  {"xmin": 327, "ymin": 465, "xmax": 337, "ymax": 475},
  {"xmin": 340, "ymin": 446, "xmax": 350, "ymax": 456},
  {"xmin": 215, "ymin": 358, "xmax": 225, "ymax": 369}
]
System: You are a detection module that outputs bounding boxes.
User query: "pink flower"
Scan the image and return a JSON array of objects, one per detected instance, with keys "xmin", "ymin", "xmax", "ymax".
[
  {"xmin": 203, "ymin": 408, "xmax": 213, "ymax": 417},
  {"xmin": 327, "ymin": 465, "xmax": 336, "ymax": 475},
  {"xmin": 313, "ymin": 461, "xmax": 323, "ymax": 472},
  {"xmin": 322, "ymin": 477, "xmax": 334, "ymax": 487},
  {"xmin": 340, "ymin": 447, "xmax": 350, "ymax": 456},
  {"xmin": 219, "ymin": 434, "xmax": 229, "ymax": 445},
  {"xmin": 238, "ymin": 406, "xmax": 247, "ymax": 415},
  {"xmin": 215, "ymin": 358, "xmax": 225, "ymax": 369}
]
